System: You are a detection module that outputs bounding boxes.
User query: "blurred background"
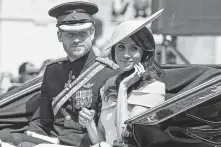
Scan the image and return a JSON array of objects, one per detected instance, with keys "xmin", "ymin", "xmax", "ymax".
[{"xmin": 0, "ymin": 0, "xmax": 221, "ymax": 93}]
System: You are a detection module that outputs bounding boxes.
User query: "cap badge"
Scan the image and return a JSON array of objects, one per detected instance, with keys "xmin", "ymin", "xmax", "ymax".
[{"xmin": 72, "ymin": 11, "xmax": 77, "ymax": 19}]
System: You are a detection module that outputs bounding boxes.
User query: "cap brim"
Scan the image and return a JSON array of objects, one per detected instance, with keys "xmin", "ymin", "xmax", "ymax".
[
  {"xmin": 58, "ymin": 22, "xmax": 93, "ymax": 31},
  {"xmin": 104, "ymin": 9, "xmax": 164, "ymax": 51}
]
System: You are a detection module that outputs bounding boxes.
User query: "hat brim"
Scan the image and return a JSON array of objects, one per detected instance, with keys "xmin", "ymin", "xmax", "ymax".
[
  {"xmin": 58, "ymin": 22, "xmax": 93, "ymax": 31},
  {"xmin": 26, "ymin": 68, "xmax": 39, "ymax": 74},
  {"xmin": 104, "ymin": 9, "xmax": 164, "ymax": 51},
  {"xmin": 49, "ymin": 1, "xmax": 98, "ymax": 17}
]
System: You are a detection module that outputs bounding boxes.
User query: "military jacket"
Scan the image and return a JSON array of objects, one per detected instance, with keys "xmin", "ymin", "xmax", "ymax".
[{"xmin": 28, "ymin": 51, "xmax": 120, "ymax": 147}]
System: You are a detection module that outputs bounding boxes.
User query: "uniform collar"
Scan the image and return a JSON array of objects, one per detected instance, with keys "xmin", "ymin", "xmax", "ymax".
[
  {"xmin": 68, "ymin": 50, "xmax": 96, "ymax": 70},
  {"xmin": 84, "ymin": 50, "xmax": 96, "ymax": 67}
]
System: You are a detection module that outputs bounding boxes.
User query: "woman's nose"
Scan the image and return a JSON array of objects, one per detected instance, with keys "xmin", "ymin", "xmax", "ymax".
[{"xmin": 124, "ymin": 49, "xmax": 130, "ymax": 58}]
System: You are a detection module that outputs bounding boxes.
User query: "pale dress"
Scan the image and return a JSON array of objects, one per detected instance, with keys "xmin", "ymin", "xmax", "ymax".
[{"xmin": 99, "ymin": 76, "xmax": 166, "ymax": 145}]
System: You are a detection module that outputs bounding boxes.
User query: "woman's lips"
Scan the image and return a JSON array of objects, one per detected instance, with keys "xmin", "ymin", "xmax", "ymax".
[{"xmin": 121, "ymin": 60, "xmax": 133, "ymax": 64}]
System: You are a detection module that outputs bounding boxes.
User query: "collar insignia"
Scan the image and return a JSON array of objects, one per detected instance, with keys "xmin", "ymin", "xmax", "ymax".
[{"xmin": 72, "ymin": 11, "xmax": 77, "ymax": 19}]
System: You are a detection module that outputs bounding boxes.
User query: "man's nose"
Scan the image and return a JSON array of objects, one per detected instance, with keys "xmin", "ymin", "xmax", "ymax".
[{"xmin": 73, "ymin": 38, "xmax": 80, "ymax": 44}]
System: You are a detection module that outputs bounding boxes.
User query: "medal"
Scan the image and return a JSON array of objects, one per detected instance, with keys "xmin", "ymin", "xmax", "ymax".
[{"xmin": 75, "ymin": 89, "xmax": 93, "ymax": 109}]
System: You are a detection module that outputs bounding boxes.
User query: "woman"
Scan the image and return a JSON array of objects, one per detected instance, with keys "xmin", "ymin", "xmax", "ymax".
[{"xmin": 97, "ymin": 9, "xmax": 165, "ymax": 147}]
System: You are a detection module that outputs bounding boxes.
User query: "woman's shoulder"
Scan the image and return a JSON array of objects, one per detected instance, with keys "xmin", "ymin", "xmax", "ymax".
[
  {"xmin": 128, "ymin": 80, "xmax": 166, "ymax": 107},
  {"xmin": 148, "ymin": 80, "xmax": 165, "ymax": 89},
  {"xmin": 135, "ymin": 80, "xmax": 165, "ymax": 95}
]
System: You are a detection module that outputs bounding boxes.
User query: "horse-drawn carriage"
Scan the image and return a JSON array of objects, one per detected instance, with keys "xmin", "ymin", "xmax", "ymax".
[{"xmin": 0, "ymin": 64, "xmax": 221, "ymax": 147}]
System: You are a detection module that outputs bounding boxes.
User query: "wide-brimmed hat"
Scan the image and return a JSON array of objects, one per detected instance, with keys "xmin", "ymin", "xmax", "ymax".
[{"xmin": 103, "ymin": 9, "xmax": 164, "ymax": 51}]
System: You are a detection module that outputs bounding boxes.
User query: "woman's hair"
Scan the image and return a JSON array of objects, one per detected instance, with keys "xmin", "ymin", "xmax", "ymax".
[{"xmin": 108, "ymin": 27, "xmax": 164, "ymax": 97}]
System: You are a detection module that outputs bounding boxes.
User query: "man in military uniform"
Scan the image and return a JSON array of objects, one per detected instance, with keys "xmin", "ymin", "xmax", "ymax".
[{"xmin": 0, "ymin": 1, "xmax": 119, "ymax": 147}]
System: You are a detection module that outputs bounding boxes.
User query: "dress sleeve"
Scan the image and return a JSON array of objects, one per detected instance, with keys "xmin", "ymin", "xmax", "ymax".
[{"xmin": 128, "ymin": 80, "xmax": 166, "ymax": 108}]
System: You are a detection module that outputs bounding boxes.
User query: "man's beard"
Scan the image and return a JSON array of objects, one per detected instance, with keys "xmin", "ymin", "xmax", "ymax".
[
  {"xmin": 65, "ymin": 42, "xmax": 92, "ymax": 60},
  {"xmin": 70, "ymin": 47, "xmax": 89, "ymax": 58}
]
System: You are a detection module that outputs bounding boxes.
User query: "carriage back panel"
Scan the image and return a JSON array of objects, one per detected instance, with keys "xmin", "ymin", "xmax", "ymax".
[{"xmin": 1, "ymin": 64, "xmax": 221, "ymax": 137}]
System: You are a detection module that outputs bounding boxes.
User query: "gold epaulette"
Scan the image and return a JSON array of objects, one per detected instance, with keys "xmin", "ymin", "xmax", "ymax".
[
  {"xmin": 46, "ymin": 57, "xmax": 68, "ymax": 66},
  {"xmin": 96, "ymin": 57, "xmax": 119, "ymax": 70}
]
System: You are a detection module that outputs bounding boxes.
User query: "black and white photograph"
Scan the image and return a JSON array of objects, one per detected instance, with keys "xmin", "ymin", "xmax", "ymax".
[{"xmin": 0, "ymin": 0, "xmax": 221, "ymax": 147}]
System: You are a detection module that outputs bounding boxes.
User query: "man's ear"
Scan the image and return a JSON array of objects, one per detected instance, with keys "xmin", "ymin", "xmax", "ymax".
[
  {"xmin": 90, "ymin": 27, "xmax": 95, "ymax": 41},
  {"xmin": 57, "ymin": 30, "xmax": 62, "ymax": 42}
]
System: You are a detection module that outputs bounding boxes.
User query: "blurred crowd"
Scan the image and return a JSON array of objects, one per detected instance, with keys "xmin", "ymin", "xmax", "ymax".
[
  {"xmin": 0, "ymin": 0, "xmax": 170, "ymax": 95},
  {"xmin": 0, "ymin": 60, "xmax": 52, "ymax": 94}
]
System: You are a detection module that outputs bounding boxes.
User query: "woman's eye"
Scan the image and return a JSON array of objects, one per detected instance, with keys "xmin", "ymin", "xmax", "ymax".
[
  {"xmin": 118, "ymin": 44, "xmax": 125, "ymax": 49},
  {"xmin": 131, "ymin": 46, "xmax": 138, "ymax": 52}
]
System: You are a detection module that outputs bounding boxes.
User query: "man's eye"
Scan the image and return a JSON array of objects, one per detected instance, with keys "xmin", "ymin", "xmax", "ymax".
[
  {"xmin": 65, "ymin": 33, "xmax": 74, "ymax": 37},
  {"xmin": 79, "ymin": 32, "xmax": 87, "ymax": 36}
]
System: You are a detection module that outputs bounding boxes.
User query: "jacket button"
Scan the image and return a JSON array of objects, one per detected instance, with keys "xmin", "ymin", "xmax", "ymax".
[{"xmin": 65, "ymin": 115, "xmax": 71, "ymax": 121}]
